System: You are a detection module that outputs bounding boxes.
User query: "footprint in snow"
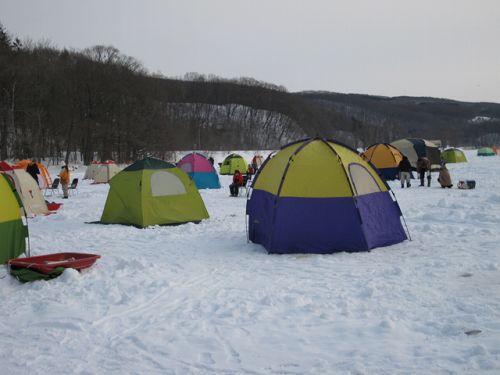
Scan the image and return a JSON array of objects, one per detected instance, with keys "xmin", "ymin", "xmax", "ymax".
[{"xmin": 199, "ymin": 352, "xmax": 215, "ymax": 365}]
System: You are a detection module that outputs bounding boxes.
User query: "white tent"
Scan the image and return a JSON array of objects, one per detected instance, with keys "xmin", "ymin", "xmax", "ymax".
[
  {"xmin": 83, "ymin": 163, "xmax": 100, "ymax": 180},
  {"xmin": 93, "ymin": 163, "xmax": 120, "ymax": 183}
]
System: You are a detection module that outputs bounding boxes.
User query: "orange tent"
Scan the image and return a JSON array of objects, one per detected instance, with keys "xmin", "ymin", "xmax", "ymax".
[
  {"xmin": 14, "ymin": 159, "xmax": 30, "ymax": 169},
  {"xmin": 13, "ymin": 160, "xmax": 52, "ymax": 188}
]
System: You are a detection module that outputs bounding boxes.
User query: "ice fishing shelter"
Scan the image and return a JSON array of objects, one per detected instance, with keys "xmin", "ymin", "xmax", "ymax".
[
  {"xmin": 441, "ymin": 148, "xmax": 467, "ymax": 163},
  {"xmin": 177, "ymin": 153, "xmax": 221, "ymax": 189},
  {"xmin": 0, "ymin": 173, "xmax": 28, "ymax": 263},
  {"xmin": 361, "ymin": 143, "xmax": 404, "ymax": 180},
  {"xmin": 477, "ymin": 147, "xmax": 495, "ymax": 156},
  {"xmin": 246, "ymin": 138, "xmax": 408, "ymax": 254},
  {"xmin": 93, "ymin": 161, "xmax": 120, "ymax": 183},
  {"xmin": 390, "ymin": 138, "xmax": 441, "ymax": 170},
  {"xmin": 0, "ymin": 162, "xmax": 49, "ymax": 216},
  {"xmin": 100, "ymin": 157, "xmax": 209, "ymax": 227},
  {"xmin": 83, "ymin": 162, "xmax": 100, "ymax": 180},
  {"xmin": 84, "ymin": 161, "xmax": 119, "ymax": 182},
  {"xmin": 219, "ymin": 153, "xmax": 248, "ymax": 175}
]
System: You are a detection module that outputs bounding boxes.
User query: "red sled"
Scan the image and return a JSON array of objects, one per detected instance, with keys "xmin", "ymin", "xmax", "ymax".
[
  {"xmin": 8, "ymin": 252, "xmax": 101, "ymax": 274},
  {"xmin": 47, "ymin": 202, "xmax": 63, "ymax": 211}
]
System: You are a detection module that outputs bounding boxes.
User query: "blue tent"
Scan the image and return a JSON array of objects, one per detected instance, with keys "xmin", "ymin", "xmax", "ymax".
[{"xmin": 177, "ymin": 153, "xmax": 221, "ymax": 189}]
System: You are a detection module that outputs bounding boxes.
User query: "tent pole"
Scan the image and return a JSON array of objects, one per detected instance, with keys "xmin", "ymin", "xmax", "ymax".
[
  {"xmin": 23, "ymin": 207, "xmax": 31, "ymax": 257},
  {"xmin": 390, "ymin": 190, "xmax": 412, "ymax": 241}
]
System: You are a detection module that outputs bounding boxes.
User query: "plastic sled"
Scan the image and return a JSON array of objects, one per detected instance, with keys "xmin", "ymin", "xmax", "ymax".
[
  {"xmin": 8, "ymin": 252, "xmax": 101, "ymax": 274},
  {"xmin": 47, "ymin": 202, "xmax": 63, "ymax": 211}
]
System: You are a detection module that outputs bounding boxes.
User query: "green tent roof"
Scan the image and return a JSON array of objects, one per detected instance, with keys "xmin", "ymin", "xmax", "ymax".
[
  {"xmin": 124, "ymin": 157, "xmax": 175, "ymax": 171},
  {"xmin": 225, "ymin": 153, "xmax": 243, "ymax": 160}
]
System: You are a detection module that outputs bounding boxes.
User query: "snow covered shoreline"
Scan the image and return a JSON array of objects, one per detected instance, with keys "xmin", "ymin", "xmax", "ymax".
[{"xmin": 1, "ymin": 150, "xmax": 499, "ymax": 374}]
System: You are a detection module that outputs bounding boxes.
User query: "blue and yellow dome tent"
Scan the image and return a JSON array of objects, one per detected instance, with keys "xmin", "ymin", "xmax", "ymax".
[{"xmin": 246, "ymin": 138, "xmax": 408, "ymax": 254}]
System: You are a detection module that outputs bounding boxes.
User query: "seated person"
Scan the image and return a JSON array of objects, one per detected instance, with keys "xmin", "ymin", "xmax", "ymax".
[
  {"xmin": 437, "ymin": 163, "xmax": 453, "ymax": 188},
  {"xmin": 229, "ymin": 170, "xmax": 244, "ymax": 197}
]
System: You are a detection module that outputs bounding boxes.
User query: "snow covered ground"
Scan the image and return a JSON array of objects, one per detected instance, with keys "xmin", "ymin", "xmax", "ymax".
[{"xmin": 1, "ymin": 150, "xmax": 499, "ymax": 374}]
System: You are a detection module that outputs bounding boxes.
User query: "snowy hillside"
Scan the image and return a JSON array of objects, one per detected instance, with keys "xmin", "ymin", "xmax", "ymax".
[{"xmin": 1, "ymin": 150, "xmax": 499, "ymax": 374}]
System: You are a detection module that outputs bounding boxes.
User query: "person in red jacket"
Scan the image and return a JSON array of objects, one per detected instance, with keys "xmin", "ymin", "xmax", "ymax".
[{"xmin": 229, "ymin": 170, "xmax": 244, "ymax": 197}]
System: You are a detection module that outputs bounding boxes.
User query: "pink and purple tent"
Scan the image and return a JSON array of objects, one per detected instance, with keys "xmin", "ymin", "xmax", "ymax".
[{"xmin": 177, "ymin": 153, "xmax": 221, "ymax": 189}]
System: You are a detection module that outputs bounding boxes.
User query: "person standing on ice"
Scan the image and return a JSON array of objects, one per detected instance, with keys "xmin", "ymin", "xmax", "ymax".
[
  {"xmin": 416, "ymin": 157, "xmax": 431, "ymax": 187},
  {"xmin": 246, "ymin": 164, "xmax": 255, "ymax": 176},
  {"xmin": 398, "ymin": 155, "xmax": 412, "ymax": 188},
  {"xmin": 59, "ymin": 165, "xmax": 70, "ymax": 198},
  {"xmin": 26, "ymin": 159, "xmax": 40, "ymax": 186},
  {"xmin": 251, "ymin": 155, "xmax": 258, "ymax": 172}
]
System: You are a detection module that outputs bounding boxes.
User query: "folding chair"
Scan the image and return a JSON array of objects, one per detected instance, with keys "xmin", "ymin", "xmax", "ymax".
[
  {"xmin": 45, "ymin": 178, "xmax": 60, "ymax": 196},
  {"xmin": 68, "ymin": 178, "xmax": 79, "ymax": 195},
  {"xmin": 239, "ymin": 175, "xmax": 252, "ymax": 196}
]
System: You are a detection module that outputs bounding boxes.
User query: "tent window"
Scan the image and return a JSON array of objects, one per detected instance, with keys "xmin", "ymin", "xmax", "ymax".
[
  {"xmin": 179, "ymin": 163, "xmax": 192, "ymax": 173},
  {"xmin": 150, "ymin": 171, "xmax": 186, "ymax": 196},
  {"xmin": 348, "ymin": 163, "xmax": 382, "ymax": 196}
]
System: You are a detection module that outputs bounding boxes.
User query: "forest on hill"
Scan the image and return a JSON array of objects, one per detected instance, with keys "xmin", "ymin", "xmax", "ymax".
[{"xmin": 1, "ymin": 24, "xmax": 499, "ymax": 164}]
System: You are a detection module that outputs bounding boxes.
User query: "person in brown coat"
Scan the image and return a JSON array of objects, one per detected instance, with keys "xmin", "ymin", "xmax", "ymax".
[
  {"xmin": 438, "ymin": 163, "xmax": 453, "ymax": 188},
  {"xmin": 416, "ymin": 157, "xmax": 431, "ymax": 187}
]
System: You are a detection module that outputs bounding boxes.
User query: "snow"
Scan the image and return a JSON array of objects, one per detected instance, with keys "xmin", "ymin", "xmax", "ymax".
[
  {"xmin": 1, "ymin": 150, "xmax": 500, "ymax": 374},
  {"xmin": 469, "ymin": 116, "xmax": 494, "ymax": 124}
]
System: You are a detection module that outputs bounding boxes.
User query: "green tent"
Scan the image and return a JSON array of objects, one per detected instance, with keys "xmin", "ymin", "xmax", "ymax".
[
  {"xmin": 477, "ymin": 147, "xmax": 495, "ymax": 156},
  {"xmin": 219, "ymin": 153, "xmax": 248, "ymax": 175},
  {"xmin": 441, "ymin": 148, "xmax": 467, "ymax": 163},
  {"xmin": 100, "ymin": 157, "xmax": 209, "ymax": 228},
  {"xmin": 0, "ymin": 173, "xmax": 28, "ymax": 263}
]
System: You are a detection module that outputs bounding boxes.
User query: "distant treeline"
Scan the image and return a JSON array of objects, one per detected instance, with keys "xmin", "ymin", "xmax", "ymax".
[{"xmin": 1, "ymin": 24, "xmax": 499, "ymax": 164}]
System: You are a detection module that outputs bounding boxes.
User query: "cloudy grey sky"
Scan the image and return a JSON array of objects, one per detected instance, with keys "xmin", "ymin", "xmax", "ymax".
[{"xmin": 2, "ymin": 0, "xmax": 500, "ymax": 102}]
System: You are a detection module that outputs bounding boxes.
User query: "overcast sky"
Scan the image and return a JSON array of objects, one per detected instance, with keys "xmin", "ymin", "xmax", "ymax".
[{"xmin": 2, "ymin": 0, "xmax": 500, "ymax": 103}]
